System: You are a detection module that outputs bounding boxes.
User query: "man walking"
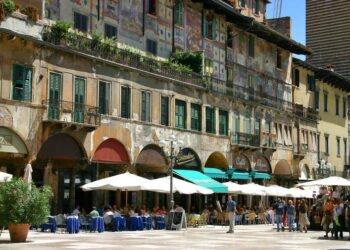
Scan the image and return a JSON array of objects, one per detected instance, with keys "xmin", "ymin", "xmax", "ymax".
[
  {"xmin": 286, "ymin": 200, "xmax": 296, "ymax": 232},
  {"xmin": 275, "ymin": 198, "xmax": 285, "ymax": 232},
  {"xmin": 226, "ymin": 195, "xmax": 237, "ymax": 233}
]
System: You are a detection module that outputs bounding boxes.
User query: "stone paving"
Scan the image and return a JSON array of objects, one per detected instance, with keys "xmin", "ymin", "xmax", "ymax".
[{"xmin": 0, "ymin": 225, "xmax": 349, "ymax": 250}]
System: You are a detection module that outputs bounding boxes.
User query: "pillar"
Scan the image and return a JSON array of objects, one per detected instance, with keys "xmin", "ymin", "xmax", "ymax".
[{"xmin": 69, "ymin": 169, "xmax": 76, "ymax": 212}]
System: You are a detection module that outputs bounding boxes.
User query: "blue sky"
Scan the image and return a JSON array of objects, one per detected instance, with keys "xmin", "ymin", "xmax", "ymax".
[{"xmin": 266, "ymin": 0, "xmax": 306, "ymax": 58}]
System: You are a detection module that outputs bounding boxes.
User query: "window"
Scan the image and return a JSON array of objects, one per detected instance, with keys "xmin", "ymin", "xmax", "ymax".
[
  {"xmin": 227, "ymin": 26, "xmax": 234, "ymax": 48},
  {"xmin": 265, "ymin": 121, "xmax": 271, "ymax": 147},
  {"xmin": 315, "ymin": 90, "xmax": 319, "ymax": 110},
  {"xmin": 175, "ymin": 99, "xmax": 186, "ymax": 129},
  {"xmin": 12, "ymin": 64, "xmax": 32, "ymax": 101},
  {"xmin": 174, "ymin": 0, "xmax": 184, "ymax": 26},
  {"xmin": 344, "ymin": 139, "xmax": 348, "ymax": 164},
  {"xmin": 74, "ymin": 77, "xmax": 86, "ymax": 123},
  {"xmin": 324, "ymin": 92, "xmax": 328, "ymax": 112},
  {"xmin": 147, "ymin": 0, "xmax": 156, "ymax": 15},
  {"xmin": 254, "ymin": 119, "xmax": 260, "ymax": 135},
  {"xmin": 48, "ymin": 72, "xmax": 62, "ymax": 120},
  {"xmin": 74, "ymin": 12, "xmax": 88, "ymax": 32},
  {"xmin": 325, "ymin": 135, "xmax": 329, "ymax": 155},
  {"xmin": 191, "ymin": 103, "xmax": 201, "ymax": 131},
  {"xmin": 248, "ymin": 35, "xmax": 255, "ymax": 58},
  {"xmin": 219, "ymin": 110, "xmax": 228, "ymax": 136},
  {"xmin": 206, "ymin": 107, "xmax": 215, "ymax": 134},
  {"xmin": 243, "ymin": 115, "xmax": 251, "ymax": 134},
  {"xmin": 293, "ymin": 69, "xmax": 300, "ymax": 87},
  {"xmin": 203, "ymin": 13, "xmax": 216, "ymax": 40},
  {"xmin": 239, "ymin": 0, "xmax": 246, "ymax": 7},
  {"xmin": 343, "ymin": 98, "xmax": 347, "ymax": 118},
  {"xmin": 336, "ymin": 137, "xmax": 340, "ymax": 157},
  {"xmin": 336, "ymin": 95, "xmax": 340, "ymax": 116},
  {"xmin": 204, "ymin": 58, "xmax": 213, "ymax": 76},
  {"xmin": 161, "ymin": 96, "xmax": 169, "ymax": 126},
  {"xmin": 248, "ymin": 75, "xmax": 254, "ymax": 89},
  {"xmin": 227, "ymin": 67, "xmax": 233, "ymax": 82},
  {"xmin": 121, "ymin": 86, "xmax": 131, "ymax": 118},
  {"xmin": 276, "ymin": 48, "xmax": 282, "ymax": 69},
  {"xmin": 141, "ymin": 91, "xmax": 151, "ymax": 122},
  {"xmin": 307, "ymin": 74, "xmax": 315, "ymax": 91},
  {"xmin": 104, "ymin": 24, "xmax": 117, "ymax": 39},
  {"xmin": 98, "ymin": 81, "xmax": 110, "ymax": 115},
  {"xmin": 146, "ymin": 39, "xmax": 157, "ymax": 55},
  {"xmin": 232, "ymin": 112, "xmax": 240, "ymax": 142},
  {"xmin": 253, "ymin": 0, "xmax": 260, "ymax": 15}
]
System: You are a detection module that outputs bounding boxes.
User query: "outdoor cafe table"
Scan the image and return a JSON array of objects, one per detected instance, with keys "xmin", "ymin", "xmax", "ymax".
[
  {"xmin": 91, "ymin": 217, "xmax": 104, "ymax": 233},
  {"xmin": 130, "ymin": 216, "xmax": 143, "ymax": 231},
  {"xmin": 41, "ymin": 216, "xmax": 57, "ymax": 233},
  {"xmin": 114, "ymin": 216, "xmax": 126, "ymax": 231},
  {"xmin": 67, "ymin": 216, "xmax": 80, "ymax": 234}
]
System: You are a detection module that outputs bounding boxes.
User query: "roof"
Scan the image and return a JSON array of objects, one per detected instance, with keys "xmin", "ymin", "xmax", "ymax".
[
  {"xmin": 199, "ymin": 0, "xmax": 311, "ymax": 55},
  {"xmin": 293, "ymin": 58, "xmax": 350, "ymax": 92}
]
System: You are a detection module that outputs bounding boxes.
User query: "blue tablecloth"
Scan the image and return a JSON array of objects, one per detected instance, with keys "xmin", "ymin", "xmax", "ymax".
[
  {"xmin": 91, "ymin": 217, "xmax": 104, "ymax": 233},
  {"xmin": 41, "ymin": 216, "xmax": 57, "ymax": 233},
  {"xmin": 155, "ymin": 216, "xmax": 165, "ymax": 230},
  {"xmin": 142, "ymin": 216, "xmax": 152, "ymax": 230},
  {"xmin": 114, "ymin": 216, "xmax": 126, "ymax": 231},
  {"xmin": 67, "ymin": 216, "xmax": 80, "ymax": 234},
  {"xmin": 130, "ymin": 216, "xmax": 143, "ymax": 231}
]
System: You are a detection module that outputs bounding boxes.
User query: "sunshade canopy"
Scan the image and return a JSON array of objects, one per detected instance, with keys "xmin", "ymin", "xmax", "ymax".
[
  {"xmin": 239, "ymin": 183, "xmax": 266, "ymax": 196},
  {"xmin": 203, "ymin": 167, "xmax": 229, "ymax": 179},
  {"xmin": 295, "ymin": 176, "xmax": 350, "ymax": 187},
  {"xmin": 173, "ymin": 169, "xmax": 228, "ymax": 193},
  {"xmin": 223, "ymin": 181, "xmax": 243, "ymax": 193},
  {"xmin": 0, "ymin": 171, "xmax": 12, "ymax": 182}
]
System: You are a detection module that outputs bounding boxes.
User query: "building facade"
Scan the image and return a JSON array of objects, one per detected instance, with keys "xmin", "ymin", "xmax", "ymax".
[{"xmin": 0, "ymin": 0, "xmax": 319, "ymax": 213}]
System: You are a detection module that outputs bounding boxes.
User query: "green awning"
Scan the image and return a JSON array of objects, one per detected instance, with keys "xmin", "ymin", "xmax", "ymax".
[
  {"xmin": 173, "ymin": 169, "xmax": 228, "ymax": 193},
  {"xmin": 227, "ymin": 169, "xmax": 252, "ymax": 180},
  {"xmin": 203, "ymin": 167, "xmax": 229, "ymax": 179},
  {"xmin": 251, "ymin": 171, "xmax": 271, "ymax": 179}
]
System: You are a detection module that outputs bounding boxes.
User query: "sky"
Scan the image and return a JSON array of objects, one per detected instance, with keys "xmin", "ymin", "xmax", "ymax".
[{"xmin": 266, "ymin": 0, "xmax": 306, "ymax": 59}]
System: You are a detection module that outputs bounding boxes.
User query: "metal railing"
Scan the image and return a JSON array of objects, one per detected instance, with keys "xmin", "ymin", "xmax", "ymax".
[
  {"xmin": 45, "ymin": 99, "xmax": 100, "ymax": 126},
  {"xmin": 231, "ymin": 132, "xmax": 260, "ymax": 147},
  {"xmin": 293, "ymin": 104, "xmax": 318, "ymax": 121}
]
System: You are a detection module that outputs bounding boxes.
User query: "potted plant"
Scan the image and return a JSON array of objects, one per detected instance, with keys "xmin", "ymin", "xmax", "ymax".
[{"xmin": 0, "ymin": 178, "xmax": 53, "ymax": 242}]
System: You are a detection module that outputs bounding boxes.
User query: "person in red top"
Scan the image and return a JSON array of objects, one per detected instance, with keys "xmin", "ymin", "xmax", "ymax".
[{"xmin": 323, "ymin": 198, "xmax": 334, "ymax": 238}]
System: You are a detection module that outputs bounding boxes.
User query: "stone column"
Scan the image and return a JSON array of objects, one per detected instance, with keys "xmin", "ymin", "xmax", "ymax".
[{"xmin": 69, "ymin": 168, "xmax": 76, "ymax": 212}]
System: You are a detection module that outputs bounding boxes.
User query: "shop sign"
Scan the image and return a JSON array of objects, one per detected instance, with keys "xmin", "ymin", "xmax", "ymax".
[{"xmin": 233, "ymin": 154, "xmax": 250, "ymax": 171}]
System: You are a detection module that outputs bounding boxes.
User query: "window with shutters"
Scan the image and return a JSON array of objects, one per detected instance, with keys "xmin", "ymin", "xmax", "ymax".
[
  {"xmin": 227, "ymin": 26, "xmax": 234, "ymax": 49},
  {"xmin": 141, "ymin": 91, "xmax": 151, "ymax": 122},
  {"xmin": 307, "ymin": 74, "xmax": 315, "ymax": 91},
  {"xmin": 147, "ymin": 0, "xmax": 156, "ymax": 15},
  {"xmin": 227, "ymin": 67, "xmax": 233, "ymax": 82},
  {"xmin": 74, "ymin": 12, "xmax": 88, "ymax": 32},
  {"xmin": 276, "ymin": 48, "xmax": 282, "ymax": 69},
  {"xmin": 104, "ymin": 24, "xmax": 117, "ymax": 39},
  {"xmin": 74, "ymin": 77, "xmax": 86, "ymax": 123},
  {"xmin": 324, "ymin": 92, "xmax": 328, "ymax": 112},
  {"xmin": 265, "ymin": 121, "xmax": 271, "ymax": 147},
  {"xmin": 293, "ymin": 68, "xmax": 300, "ymax": 87},
  {"xmin": 121, "ymin": 86, "xmax": 131, "ymax": 119},
  {"xmin": 232, "ymin": 111, "xmax": 240, "ymax": 143},
  {"xmin": 99, "ymin": 81, "xmax": 110, "ymax": 115},
  {"xmin": 12, "ymin": 64, "xmax": 32, "ymax": 102},
  {"xmin": 344, "ymin": 139, "xmax": 348, "ymax": 164},
  {"xmin": 146, "ymin": 39, "xmax": 157, "ymax": 55},
  {"xmin": 254, "ymin": 119, "xmax": 260, "ymax": 136},
  {"xmin": 191, "ymin": 103, "xmax": 201, "ymax": 131},
  {"xmin": 174, "ymin": 0, "xmax": 184, "ymax": 26},
  {"xmin": 343, "ymin": 98, "xmax": 347, "ymax": 118},
  {"xmin": 175, "ymin": 99, "xmax": 186, "ymax": 129},
  {"xmin": 206, "ymin": 107, "xmax": 215, "ymax": 134},
  {"xmin": 253, "ymin": 0, "xmax": 260, "ymax": 15},
  {"xmin": 325, "ymin": 135, "xmax": 329, "ymax": 155},
  {"xmin": 337, "ymin": 137, "xmax": 340, "ymax": 157},
  {"xmin": 161, "ymin": 96, "xmax": 169, "ymax": 126},
  {"xmin": 248, "ymin": 35, "xmax": 255, "ymax": 58},
  {"xmin": 48, "ymin": 72, "xmax": 62, "ymax": 120},
  {"xmin": 204, "ymin": 58, "xmax": 213, "ymax": 76},
  {"xmin": 336, "ymin": 95, "xmax": 340, "ymax": 116},
  {"xmin": 219, "ymin": 110, "xmax": 228, "ymax": 136},
  {"xmin": 203, "ymin": 13, "xmax": 216, "ymax": 40},
  {"xmin": 243, "ymin": 115, "xmax": 251, "ymax": 134}
]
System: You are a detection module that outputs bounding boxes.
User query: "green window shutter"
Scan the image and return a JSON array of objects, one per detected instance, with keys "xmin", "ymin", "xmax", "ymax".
[
  {"xmin": 48, "ymin": 72, "xmax": 61, "ymax": 120},
  {"xmin": 13, "ymin": 64, "xmax": 32, "ymax": 101},
  {"xmin": 161, "ymin": 96, "xmax": 169, "ymax": 126},
  {"xmin": 219, "ymin": 110, "xmax": 228, "ymax": 136},
  {"xmin": 203, "ymin": 15, "xmax": 208, "ymax": 38},
  {"xmin": 121, "ymin": 86, "xmax": 131, "ymax": 118},
  {"xmin": 175, "ymin": 100, "xmax": 186, "ymax": 129},
  {"xmin": 255, "ymin": 119, "xmax": 260, "ymax": 135},
  {"xmin": 99, "ymin": 81, "xmax": 110, "ymax": 115},
  {"xmin": 23, "ymin": 68, "xmax": 32, "ymax": 101},
  {"xmin": 191, "ymin": 104, "xmax": 201, "ymax": 131},
  {"xmin": 206, "ymin": 107, "xmax": 215, "ymax": 133},
  {"xmin": 146, "ymin": 92, "xmax": 150, "ymax": 122},
  {"xmin": 141, "ymin": 91, "xmax": 146, "ymax": 121}
]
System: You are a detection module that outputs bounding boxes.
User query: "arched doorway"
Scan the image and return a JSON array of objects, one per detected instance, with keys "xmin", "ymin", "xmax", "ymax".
[
  {"xmin": 135, "ymin": 144, "xmax": 169, "ymax": 210},
  {"xmin": 300, "ymin": 163, "xmax": 311, "ymax": 180},
  {"xmin": 274, "ymin": 160, "xmax": 293, "ymax": 187},
  {"xmin": 175, "ymin": 147, "xmax": 202, "ymax": 170},
  {"xmin": 92, "ymin": 138, "xmax": 131, "ymax": 209},
  {"xmin": 36, "ymin": 133, "xmax": 88, "ymax": 214},
  {"xmin": 0, "ymin": 126, "xmax": 29, "ymax": 176}
]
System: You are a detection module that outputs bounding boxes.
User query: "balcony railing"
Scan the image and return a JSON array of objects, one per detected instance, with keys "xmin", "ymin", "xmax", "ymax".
[
  {"xmin": 293, "ymin": 144, "xmax": 308, "ymax": 155},
  {"xmin": 42, "ymin": 29, "xmax": 296, "ymax": 112},
  {"xmin": 231, "ymin": 132, "xmax": 260, "ymax": 147},
  {"xmin": 294, "ymin": 104, "xmax": 318, "ymax": 121},
  {"xmin": 45, "ymin": 100, "xmax": 100, "ymax": 126}
]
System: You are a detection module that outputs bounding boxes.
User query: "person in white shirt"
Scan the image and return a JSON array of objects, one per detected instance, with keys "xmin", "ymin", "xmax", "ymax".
[{"xmin": 72, "ymin": 206, "xmax": 80, "ymax": 216}]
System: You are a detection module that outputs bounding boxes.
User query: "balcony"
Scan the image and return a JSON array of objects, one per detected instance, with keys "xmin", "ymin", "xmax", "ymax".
[
  {"xmin": 293, "ymin": 144, "xmax": 308, "ymax": 158},
  {"xmin": 294, "ymin": 104, "xmax": 318, "ymax": 121},
  {"xmin": 42, "ymin": 29, "xmax": 294, "ymax": 112},
  {"xmin": 43, "ymin": 100, "xmax": 100, "ymax": 130},
  {"xmin": 231, "ymin": 132, "xmax": 260, "ymax": 148}
]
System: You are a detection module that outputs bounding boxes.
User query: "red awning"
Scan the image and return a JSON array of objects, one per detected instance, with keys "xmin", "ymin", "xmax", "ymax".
[{"xmin": 92, "ymin": 139, "xmax": 130, "ymax": 164}]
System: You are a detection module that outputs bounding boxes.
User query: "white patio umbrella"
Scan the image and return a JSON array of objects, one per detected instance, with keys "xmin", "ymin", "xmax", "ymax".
[
  {"xmin": 223, "ymin": 181, "xmax": 243, "ymax": 193},
  {"xmin": 0, "ymin": 171, "xmax": 12, "ymax": 182},
  {"xmin": 295, "ymin": 176, "xmax": 350, "ymax": 187},
  {"xmin": 286, "ymin": 188, "xmax": 313, "ymax": 198},
  {"xmin": 264, "ymin": 185, "xmax": 290, "ymax": 197},
  {"xmin": 81, "ymin": 171, "xmax": 153, "ymax": 191},
  {"xmin": 148, "ymin": 176, "xmax": 213, "ymax": 195},
  {"xmin": 239, "ymin": 183, "xmax": 266, "ymax": 196}
]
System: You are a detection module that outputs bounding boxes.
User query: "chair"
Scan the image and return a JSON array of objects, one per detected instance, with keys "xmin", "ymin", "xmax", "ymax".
[
  {"xmin": 235, "ymin": 214, "xmax": 241, "ymax": 225},
  {"xmin": 79, "ymin": 215, "xmax": 91, "ymax": 232},
  {"xmin": 142, "ymin": 216, "xmax": 152, "ymax": 230},
  {"xmin": 104, "ymin": 215, "xmax": 114, "ymax": 231},
  {"xmin": 155, "ymin": 216, "xmax": 165, "ymax": 230},
  {"xmin": 41, "ymin": 216, "xmax": 57, "ymax": 233},
  {"xmin": 55, "ymin": 214, "xmax": 67, "ymax": 233}
]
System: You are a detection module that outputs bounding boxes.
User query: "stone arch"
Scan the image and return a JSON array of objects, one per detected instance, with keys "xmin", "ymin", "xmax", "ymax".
[
  {"xmin": 0, "ymin": 126, "xmax": 29, "ymax": 156},
  {"xmin": 204, "ymin": 151, "xmax": 229, "ymax": 170},
  {"xmin": 300, "ymin": 163, "xmax": 311, "ymax": 180},
  {"xmin": 175, "ymin": 147, "xmax": 202, "ymax": 171},
  {"xmin": 92, "ymin": 138, "xmax": 130, "ymax": 165},
  {"xmin": 135, "ymin": 144, "xmax": 169, "ymax": 174},
  {"xmin": 274, "ymin": 160, "xmax": 292, "ymax": 176}
]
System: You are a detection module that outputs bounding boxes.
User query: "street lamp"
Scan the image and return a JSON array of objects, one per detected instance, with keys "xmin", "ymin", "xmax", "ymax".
[
  {"xmin": 316, "ymin": 159, "xmax": 331, "ymax": 178},
  {"xmin": 159, "ymin": 135, "xmax": 184, "ymax": 212}
]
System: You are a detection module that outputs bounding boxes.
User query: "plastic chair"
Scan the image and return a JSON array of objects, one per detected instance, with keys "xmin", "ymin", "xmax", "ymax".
[
  {"xmin": 79, "ymin": 215, "xmax": 91, "ymax": 231},
  {"xmin": 41, "ymin": 216, "xmax": 57, "ymax": 233},
  {"xmin": 235, "ymin": 214, "xmax": 241, "ymax": 225},
  {"xmin": 155, "ymin": 216, "xmax": 165, "ymax": 230},
  {"xmin": 55, "ymin": 214, "xmax": 67, "ymax": 233},
  {"xmin": 142, "ymin": 216, "xmax": 152, "ymax": 230}
]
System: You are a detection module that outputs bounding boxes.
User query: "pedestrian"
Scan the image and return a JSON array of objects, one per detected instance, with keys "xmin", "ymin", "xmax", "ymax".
[
  {"xmin": 298, "ymin": 199, "xmax": 309, "ymax": 233},
  {"xmin": 333, "ymin": 199, "xmax": 344, "ymax": 240},
  {"xmin": 344, "ymin": 198, "xmax": 350, "ymax": 240},
  {"xmin": 286, "ymin": 200, "xmax": 296, "ymax": 232},
  {"xmin": 89, "ymin": 206, "xmax": 99, "ymax": 217},
  {"xmin": 226, "ymin": 195, "xmax": 237, "ymax": 233},
  {"xmin": 323, "ymin": 197, "xmax": 334, "ymax": 238},
  {"xmin": 275, "ymin": 198, "xmax": 285, "ymax": 232}
]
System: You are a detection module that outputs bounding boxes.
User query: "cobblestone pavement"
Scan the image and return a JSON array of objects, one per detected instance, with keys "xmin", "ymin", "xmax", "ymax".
[{"xmin": 0, "ymin": 225, "xmax": 349, "ymax": 250}]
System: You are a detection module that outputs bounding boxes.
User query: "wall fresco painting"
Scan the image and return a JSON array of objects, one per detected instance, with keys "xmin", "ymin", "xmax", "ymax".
[
  {"xmin": 119, "ymin": 0, "xmax": 143, "ymax": 39},
  {"xmin": 185, "ymin": 5, "xmax": 201, "ymax": 51},
  {"xmin": 103, "ymin": 0, "xmax": 119, "ymax": 20},
  {"xmin": 174, "ymin": 27, "xmax": 185, "ymax": 48}
]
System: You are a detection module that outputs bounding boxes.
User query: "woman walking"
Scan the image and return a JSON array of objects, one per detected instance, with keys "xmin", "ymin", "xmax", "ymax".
[
  {"xmin": 298, "ymin": 199, "xmax": 309, "ymax": 233},
  {"xmin": 323, "ymin": 197, "xmax": 334, "ymax": 238}
]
